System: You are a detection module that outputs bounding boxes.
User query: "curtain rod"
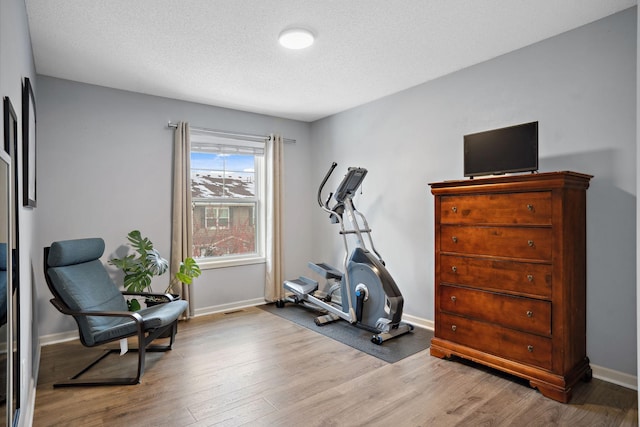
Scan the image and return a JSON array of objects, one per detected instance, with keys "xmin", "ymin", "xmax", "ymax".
[{"xmin": 167, "ymin": 122, "xmax": 296, "ymax": 144}]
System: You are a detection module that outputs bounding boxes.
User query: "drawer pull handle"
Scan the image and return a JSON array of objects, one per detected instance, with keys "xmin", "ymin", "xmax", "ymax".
[
  {"xmin": 451, "ymin": 266, "xmax": 457, "ymax": 273},
  {"xmin": 527, "ymin": 274, "xmax": 534, "ymax": 282},
  {"xmin": 527, "ymin": 204, "xmax": 534, "ymax": 211},
  {"xmin": 528, "ymin": 240, "xmax": 534, "ymax": 247},
  {"xmin": 527, "ymin": 345, "xmax": 534, "ymax": 352},
  {"xmin": 451, "ymin": 325, "xmax": 457, "ymax": 332},
  {"xmin": 450, "ymin": 296, "xmax": 457, "ymax": 302},
  {"xmin": 526, "ymin": 311, "xmax": 533, "ymax": 318},
  {"xmin": 452, "ymin": 236, "xmax": 458, "ymax": 243},
  {"xmin": 451, "ymin": 206, "xmax": 457, "ymax": 213}
]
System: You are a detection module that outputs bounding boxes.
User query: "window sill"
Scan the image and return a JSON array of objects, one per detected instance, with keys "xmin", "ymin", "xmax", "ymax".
[{"xmin": 196, "ymin": 255, "xmax": 266, "ymax": 270}]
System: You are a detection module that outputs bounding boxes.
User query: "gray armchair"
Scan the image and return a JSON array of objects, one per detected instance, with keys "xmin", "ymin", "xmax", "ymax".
[{"xmin": 43, "ymin": 237, "xmax": 188, "ymax": 387}]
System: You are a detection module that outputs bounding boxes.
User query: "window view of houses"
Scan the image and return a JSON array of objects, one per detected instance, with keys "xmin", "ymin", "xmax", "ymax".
[{"xmin": 191, "ymin": 151, "xmax": 258, "ymax": 258}]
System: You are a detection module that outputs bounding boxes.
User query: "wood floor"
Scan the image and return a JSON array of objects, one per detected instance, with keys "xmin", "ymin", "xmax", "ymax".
[{"xmin": 34, "ymin": 306, "xmax": 637, "ymax": 426}]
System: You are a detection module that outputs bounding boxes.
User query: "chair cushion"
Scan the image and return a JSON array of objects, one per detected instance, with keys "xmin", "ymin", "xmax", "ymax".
[
  {"xmin": 48, "ymin": 238, "xmax": 105, "ymax": 267},
  {"xmin": 48, "ymin": 260, "xmax": 128, "ymax": 312},
  {"xmin": 92, "ymin": 300, "xmax": 188, "ymax": 344},
  {"xmin": 47, "ymin": 238, "xmax": 130, "ymax": 346}
]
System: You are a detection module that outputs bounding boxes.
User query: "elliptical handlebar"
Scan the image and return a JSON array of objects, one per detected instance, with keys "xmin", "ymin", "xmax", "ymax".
[{"xmin": 318, "ymin": 162, "xmax": 338, "ymax": 210}]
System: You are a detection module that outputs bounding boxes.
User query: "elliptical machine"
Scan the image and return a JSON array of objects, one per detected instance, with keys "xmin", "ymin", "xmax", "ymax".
[{"xmin": 282, "ymin": 162, "xmax": 413, "ymax": 344}]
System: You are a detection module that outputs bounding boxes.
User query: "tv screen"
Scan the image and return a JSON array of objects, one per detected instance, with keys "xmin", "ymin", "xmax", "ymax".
[{"xmin": 464, "ymin": 121, "xmax": 538, "ymax": 178}]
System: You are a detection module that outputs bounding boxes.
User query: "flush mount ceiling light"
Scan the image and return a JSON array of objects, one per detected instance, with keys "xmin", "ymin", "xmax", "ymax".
[{"xmin": 278, "ymin": 28, "xmax": 315, "ymax": 50}]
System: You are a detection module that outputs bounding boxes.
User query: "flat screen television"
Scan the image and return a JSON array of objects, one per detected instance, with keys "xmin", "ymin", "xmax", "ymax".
[{"xmin": 464, "ymin": 121, "xmax": 538, "ymax": 178}]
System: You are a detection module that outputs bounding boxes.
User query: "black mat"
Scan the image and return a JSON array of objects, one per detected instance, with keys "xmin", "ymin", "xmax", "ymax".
[{"xmin": 259, "ymin": 303, "xmax": 432, "ymax": 363}]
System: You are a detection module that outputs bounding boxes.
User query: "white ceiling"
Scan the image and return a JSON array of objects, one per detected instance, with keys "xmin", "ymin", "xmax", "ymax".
[{"xmin": 25, "ymin": 0, "xmax": 637, "ymax": 122}]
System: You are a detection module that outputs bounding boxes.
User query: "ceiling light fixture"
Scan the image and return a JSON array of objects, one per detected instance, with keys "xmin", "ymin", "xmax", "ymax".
[{"xmin": 278, "ymin": 28, "xmax": 315, "ymax": 50}]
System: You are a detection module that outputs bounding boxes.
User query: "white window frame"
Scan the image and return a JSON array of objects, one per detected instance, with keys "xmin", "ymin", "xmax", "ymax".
[
  {"xmin": 205, "ymin": 206, "xmax": 230, "ymax": 230},
  {"xmin": 191, "ymin": 133, "xmax": 266, "ymax": 269}
]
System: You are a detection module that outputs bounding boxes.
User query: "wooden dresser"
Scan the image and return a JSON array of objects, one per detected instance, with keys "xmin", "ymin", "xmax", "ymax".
[{"xmin": 429, "ymin": 171, "xmax": 592, "ymax": 403}]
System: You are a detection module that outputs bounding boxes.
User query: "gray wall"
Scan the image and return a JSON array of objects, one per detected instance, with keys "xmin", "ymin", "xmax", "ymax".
[
  {"xmin": 310, "ymin": 8, "xmax": 637, "ymax": 376},
  {"xmin": 1, "ymin": 0, "xmax": 39, "ymax": 419},
  {"xmin": 35, "ymin": 76, "xmax": 313, "ymax": 335}
]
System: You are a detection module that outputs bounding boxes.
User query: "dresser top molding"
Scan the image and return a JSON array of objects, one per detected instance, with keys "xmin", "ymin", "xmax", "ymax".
[{"xmin": 430, "ymin": 171, "xmax": 592, "ymax": 195}]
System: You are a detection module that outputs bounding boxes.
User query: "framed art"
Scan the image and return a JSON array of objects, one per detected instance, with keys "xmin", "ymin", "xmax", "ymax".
[
  {"xmin": 22, "ymin": 77, "xmax": 36, "ymax": 207},
  {"xmin": 4, "ymin": 96, "xmax": 17, "ymax": 155}
]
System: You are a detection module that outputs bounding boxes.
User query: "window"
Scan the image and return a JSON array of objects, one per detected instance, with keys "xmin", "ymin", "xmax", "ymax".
[
  {"xmin": 205, "ymin": 206, "xmax": 229, "ymax": 229},
  {"xmin": 190, "ymin": 133, "xmax": 265, "ymax": 265}
]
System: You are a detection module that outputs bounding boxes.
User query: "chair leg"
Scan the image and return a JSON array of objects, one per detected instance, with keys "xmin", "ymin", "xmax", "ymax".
[
  {"xmin": 135, "ymin": 339, "xmax": 146, "ymax": 384},
  {"xmin": 53, "ymin": 322, "xmax": 176, "ymax": 388},
  {"xmin": 145, "ymin": 321, "xmax": 178, "ymax": 351},
  {"xmin": 54, "ymin": 349, "xmax": 141, "ymax": 387}
]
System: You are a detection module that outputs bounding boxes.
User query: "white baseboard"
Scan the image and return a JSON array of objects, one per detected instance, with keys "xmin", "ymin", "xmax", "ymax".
[
  {"xmin": 38, "ymin": 298, "xmax": 267, "ymax": 347},
  {"xmin": 402, "ymin": 313, "xmax": 434, "ymax": 331},
  {"xmin": 591, "ymin": 363, "xmax": 637, "ymax": 390},
  {"xmin": 402, "ymin": 313, "xmax": 637, "ymax": 391},
  {"xmin": 39, "ymin": 330, "xmax": 79, "ymax": 347},
  {"xmin": 193, "ymin": 298, "xmax": 266, "ymax": 317}
]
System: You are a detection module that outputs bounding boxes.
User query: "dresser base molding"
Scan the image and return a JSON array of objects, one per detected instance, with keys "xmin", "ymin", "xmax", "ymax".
[{"xmin": 430, "ymin": 338, "xmax": 592, "ymax": 403}]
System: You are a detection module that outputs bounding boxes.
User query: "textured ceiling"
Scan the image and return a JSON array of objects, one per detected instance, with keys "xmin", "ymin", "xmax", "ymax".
[{"xmin": 25, "ymin": 0, "xmax": 637, "ymax": 122}]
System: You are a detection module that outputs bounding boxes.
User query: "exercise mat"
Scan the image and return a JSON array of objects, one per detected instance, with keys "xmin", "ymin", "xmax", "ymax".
[{"xmin": 259, "ymin": 303, "xmax": 432, "ymax": 363}]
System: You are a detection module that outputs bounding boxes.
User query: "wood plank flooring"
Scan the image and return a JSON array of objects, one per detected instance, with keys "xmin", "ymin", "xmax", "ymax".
[{"xmin": 33, "ymin": 306, "xmax": 637, "ymax": 426}]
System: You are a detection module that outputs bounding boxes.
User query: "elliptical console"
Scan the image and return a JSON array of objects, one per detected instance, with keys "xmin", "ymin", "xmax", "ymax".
[{"xmin": 283, "ymin": 162, "xmax": 413, "ymax": 344}]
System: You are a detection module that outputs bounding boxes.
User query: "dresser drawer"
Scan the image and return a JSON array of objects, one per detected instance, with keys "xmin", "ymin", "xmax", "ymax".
[
  {"xmin": 439, "ymin": 254, "xmax": 552, "ymax": 299},
  {"xmin": 440, "ymin": 192, "xmax": 552, "ymax": 225},
  {"xmin": 438, "ymin": 313, "xmax": 552, "ymax": 370},
  {"xmin": 441, "ymin": 225, "xmax": 552, "ymax": 260},
  {"xmin": 439, "ymin": 285, "xmax": 551, "ymax": 336}
]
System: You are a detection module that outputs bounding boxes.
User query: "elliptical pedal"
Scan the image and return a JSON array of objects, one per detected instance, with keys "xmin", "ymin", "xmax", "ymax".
[
  {"xmin": 283, "ymin": 276, "xmax": 318, "ymax": 296},
  {"xmin": 307, "ymin": 262, "xmax": 343, "ymax": 280}
]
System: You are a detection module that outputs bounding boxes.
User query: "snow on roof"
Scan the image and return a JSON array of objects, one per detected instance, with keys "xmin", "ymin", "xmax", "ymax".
[{"xmin": 192, "ymin": 173, "xmax": 254, "ymax": 199}]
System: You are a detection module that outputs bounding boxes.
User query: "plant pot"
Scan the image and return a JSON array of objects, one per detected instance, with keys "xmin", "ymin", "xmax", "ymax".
[{"xmin": 145, "ymin": 293, "xmax": 180, "ymax": 307}]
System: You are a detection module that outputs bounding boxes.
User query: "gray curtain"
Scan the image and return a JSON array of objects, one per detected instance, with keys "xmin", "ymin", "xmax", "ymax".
[
  {"xmin": 265, "ymin": 134, "xmax": 284, "ymax": 302},
  {"xmin": 171, "ymin": 122, "xmax": 194, "ymax": 317}
]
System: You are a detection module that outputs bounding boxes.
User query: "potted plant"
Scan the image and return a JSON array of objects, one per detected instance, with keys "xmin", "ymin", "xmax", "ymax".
[{"xmin": 109, "ymin": 230, "xmax": 201, "ymax": 311}]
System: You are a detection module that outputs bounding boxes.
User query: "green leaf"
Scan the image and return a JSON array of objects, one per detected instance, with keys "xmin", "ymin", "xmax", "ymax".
[
  {"xmin": 128, "ymin": 298, "xmax": 141, "ymax": 311},
  {"xmin": 178, "ymin": 257, "xmax": 201, "ymax": 283},
  {"xmin": 167, "ymin": 257, "xmax": 202, "ymax": 292},
  {"xmin": 175, "ymin": 271, "xmax": 192, "ymax": 285},
  {"xmin": 123, "ymin": 270, "xmax": 152, "ymax": 293},
  {"xmin": 146, "ymin": 249, "xmax": 169, "ymax": 276},
  {"xmin": 108, "ymin": 254, "xmax": 136, "ymax": 271},
  {"xmin": 127, "ymin": 230, "xmax": 154, "ymax": 255},
  {"xmin": 183, "ymin": 257, "xmax": 201, "ymax": 274}
]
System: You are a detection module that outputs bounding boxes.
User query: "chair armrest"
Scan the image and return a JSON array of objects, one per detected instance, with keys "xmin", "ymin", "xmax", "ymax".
[
  {"xmin": 50, "ymin": 298, "xmax": 144, "ymax": 323},
  {"xmin": 49, "ymin": 297, "xmax": 149, "ymax": 348}
]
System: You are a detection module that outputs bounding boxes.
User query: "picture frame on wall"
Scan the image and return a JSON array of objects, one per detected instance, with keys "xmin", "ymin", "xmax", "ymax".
[
  {"xmin": 22, "ymin": 77, "xmax": 36, "ymax": 208},
  {"xmin": 3, "ymin": 96, "xmax": 17, "ymax": 156}
]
